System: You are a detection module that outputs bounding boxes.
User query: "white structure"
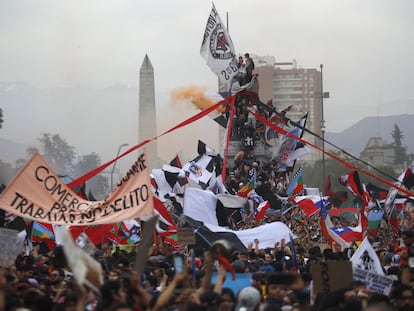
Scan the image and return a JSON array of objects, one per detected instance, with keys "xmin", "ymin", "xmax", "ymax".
[{"xmin": 139, "ymin": 54, "xmax": 159, "ymax": 168}]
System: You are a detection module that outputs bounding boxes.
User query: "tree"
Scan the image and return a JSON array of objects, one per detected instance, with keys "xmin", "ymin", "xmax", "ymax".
[
  {"xmin": 391, "ymin": 124, "xmax": 407, "ymax": 165},
  {"xmin": 37, "ymin": 133, "xmax": 76, "ymax": 175},
  {"xmin": 73, "ymin": 152, "xmax": 109, "ymax": 200}
]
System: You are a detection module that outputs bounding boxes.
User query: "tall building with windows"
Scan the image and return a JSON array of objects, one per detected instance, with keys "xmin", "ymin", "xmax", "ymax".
[
  {"xmin": 139, "ymin": 54, "xmax": 159, "ymax": 168},
  {"xmin": 254, "ymin": 55, "xmax": 324, "ymax": 163}
]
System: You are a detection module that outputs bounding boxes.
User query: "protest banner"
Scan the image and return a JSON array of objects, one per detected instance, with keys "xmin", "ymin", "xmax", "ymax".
[
  {"xmin": 0, "ymin": 152, "xmax": 153, "ymax": 225},
  {"xmin": 353, "ymin": 267, "xmax": 394, "ymax": 295}
]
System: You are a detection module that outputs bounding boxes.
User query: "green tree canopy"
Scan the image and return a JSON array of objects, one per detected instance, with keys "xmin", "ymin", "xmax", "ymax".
[
  {"xmin": 73, "ymin": 152, "xmax": 109, "ymax": 199},
  {"xmin": 38, "ymin": 133, "xmax": 76, "ymax": 175},
  {"xmin": 391, "ymin": 124, "xmax": 407, "ymax": 165}
]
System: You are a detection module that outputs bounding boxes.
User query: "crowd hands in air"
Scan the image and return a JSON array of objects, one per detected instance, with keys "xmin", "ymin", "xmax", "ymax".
[{"xmin": 0, "ymin": 214, "xmax": 414, "ymax": 311}]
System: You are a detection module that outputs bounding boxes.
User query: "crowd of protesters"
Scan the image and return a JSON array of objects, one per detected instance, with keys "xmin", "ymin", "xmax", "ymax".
[
  {"xmin": 2, "ymin": 141, "xmax": 414, "ymax": 310},
  {"xmin": 1, "ymin": 206, "xmax": 414, "ymax": 311}
]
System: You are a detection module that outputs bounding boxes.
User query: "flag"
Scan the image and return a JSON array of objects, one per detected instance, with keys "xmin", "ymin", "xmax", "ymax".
[
  {"xmin": 319, "ymin": 203, "xmax": 363, "ymax": 249},
  {"xmin": 338, "ymin": 171, "xmax": 364, "ymax": 196},
  {"xmin": 153, "ymin": 196, "xmax": 177, "ymax": 236},
  {"xmin": 384, "ymin": 169, "xmax": 407, "ymax": 216},
  {"xmin": 287, "ymin": 167, "xmax": 304, "ymax": 197},
  {"xmin": 325, "ymin": 175, "xmax": 348, "ymax": 207},
  {"xmin": 367, "ymin": 210, "xmax": 384, "ymax": 234},
  {"xmin": 170, "ymin": 154, "xmax": 189, "ymax": 186},
  {"xmin": 31, "ymin": 221, "xmax": 56, "ymax": 250},
  {"xmin": 402, "ymin": 161, "xmax": 414, "ymax": 189},
  {"xmin": 182, "ymin": 140, "xmax": 222, "ymax": 188},
  {"xmin": 200, "ymin": 3, "xmax": 238, "ymax": 84},
  {"xmin": 389, "ymin": 199, "xmax": 406, "ymax": 233},
  {"xmin": 293, "ymin": 195, "xmax": 330, "ymax": 217},
  {"xmin": 350, "ymin": 237, "xmax": 385, "ymax": 276},
  {"xmin": 183, "ymin": 188, "xmax": 219, "ymax": 226},
  {"xmin": 248, "ymin": 190, "xmax": 270, "ymax": 220},
  {"xmin": 151, "ymin": 164, "xmax": 185, "ymax": 201},
  {"xmin": 237, "ymin": 169, "xmax": 256, "ymax": 197},
  {"xmin": 273, "ymin": 114, "xmax": 308, "ymax": 172},
  {"xmin": 254, "ymin": 201, "xmax": 271, "ymax": 221},
  {"xmin": 69, "ymin": 224, "xmax": 114, "ymax": 246},
  {"xmin": 205, "ymin": 220, "xmax": 295, "ymax": 250}
]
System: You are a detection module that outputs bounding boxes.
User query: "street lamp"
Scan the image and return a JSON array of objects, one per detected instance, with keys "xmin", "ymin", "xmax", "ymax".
[
  {"xmin": 110, "ymin": 143, "xmax": 129, "ymax": 191},
  {"xmin": 320, "ymin": 64, "xmax": 329, "ymax": 193}
]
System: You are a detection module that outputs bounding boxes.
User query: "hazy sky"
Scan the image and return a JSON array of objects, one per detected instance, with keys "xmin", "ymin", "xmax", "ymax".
[{"xmin": 1, "ymin": 0, "xmax": 414, "ymax": 171}]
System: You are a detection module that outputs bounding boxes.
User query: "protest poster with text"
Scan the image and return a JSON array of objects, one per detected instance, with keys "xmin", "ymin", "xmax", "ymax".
[{"xmin": 0, "ymin": 152, "xmax": 153, "ymax": 225}]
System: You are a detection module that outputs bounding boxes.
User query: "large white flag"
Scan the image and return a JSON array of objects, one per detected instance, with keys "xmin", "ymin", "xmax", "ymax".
[{"xmin": 200, "ymin": 4, "xmax": 238, "ymax": 84}]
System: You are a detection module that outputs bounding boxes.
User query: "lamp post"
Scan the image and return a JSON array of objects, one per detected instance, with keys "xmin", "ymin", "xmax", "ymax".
[
  {"xmin": 320, "ymin": 64, "xmax": 325, "ymax": 192},
  {"xmin": 320, "ymin": 64, "xmax": 330, "ymax": 192},
  {"xmin": 110, "ymin": 143, "xmax": 129, "ymax": 191}
]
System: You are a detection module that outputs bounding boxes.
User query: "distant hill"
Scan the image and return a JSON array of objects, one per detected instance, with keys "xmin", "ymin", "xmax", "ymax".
[{"xmin": 325, "ymin": 114, "xmax": 414, "ymax": 156}]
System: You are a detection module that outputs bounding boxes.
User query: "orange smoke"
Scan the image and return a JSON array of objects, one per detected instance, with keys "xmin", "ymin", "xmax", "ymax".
[{"xmin": 171, "ymin": 86, "xmax": 225, "ymax": 112}]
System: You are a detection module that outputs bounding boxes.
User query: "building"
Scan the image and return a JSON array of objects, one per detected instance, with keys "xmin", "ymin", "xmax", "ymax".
[
  {"xmin": 253, "ymin": 55, "xmax": 324, "ymax": 164},
  {"xmin": 139, "ymin": 54, "xmax": 159, "ymax": 168},
  {"xmin": 359, "ymin": 137, "xmax": 395, "ymax": 168}
]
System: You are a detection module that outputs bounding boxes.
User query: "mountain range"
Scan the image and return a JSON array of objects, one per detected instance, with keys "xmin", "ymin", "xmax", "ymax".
[{"xmin": 325, "ymin": 114, "xmax": 414, "ymax": 156}]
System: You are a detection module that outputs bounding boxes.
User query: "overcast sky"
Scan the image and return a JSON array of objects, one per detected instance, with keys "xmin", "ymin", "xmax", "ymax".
[{"xmin": 1, "ymin": 0, "xmax": 414, "ymax": 170}]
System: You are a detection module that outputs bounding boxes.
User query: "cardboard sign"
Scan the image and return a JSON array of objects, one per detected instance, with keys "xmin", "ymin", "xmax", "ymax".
[
  {"xmin": 311, "ymin": 261, "xmax": 353, "ymax": 295},
  {"xmin": 61, "ymin": 228, "xmax": 103, "ymax": 294},
  {"xmin": 353, "ymin": 267, "xmax": 394, "ymax": 295},
  {"xmin": 134, "ymin": 215, "xmax": 158, "ymax": 275},
  {"xmin": 177, "ymin": 227, "xmax": 196, "ymax": 245}
]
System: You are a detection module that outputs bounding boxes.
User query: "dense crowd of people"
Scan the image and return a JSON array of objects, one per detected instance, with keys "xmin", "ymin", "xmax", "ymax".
[
  {"xmin": 1, "ymin": 53, "xmax": 413, "ymax": 310},
  {"xmin": 0, "ymin": 204, "xmax": 413, "ymax": 311}
]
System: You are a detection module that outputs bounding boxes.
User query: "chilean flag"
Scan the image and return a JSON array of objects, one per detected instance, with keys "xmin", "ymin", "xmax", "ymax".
[
  {"xmin": 254, "ymin": 201, "xmax": 271, "ymax": 221},
  {"xmin": 293, "ymin": 195, "xmax": 330, "ymax": 217},
  {"xmin": 248, "ymin": 190, "xmax": 270, "ymax": 220},
  {"xmin": 320, "ymin": 203, "xmax": 363, "ymax": 249}
]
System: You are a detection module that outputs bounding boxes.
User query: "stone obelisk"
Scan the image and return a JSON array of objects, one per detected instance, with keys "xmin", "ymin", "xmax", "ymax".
[{"xmin": 139, "ymin": 54, "xmax": 158, "ymax": 168}]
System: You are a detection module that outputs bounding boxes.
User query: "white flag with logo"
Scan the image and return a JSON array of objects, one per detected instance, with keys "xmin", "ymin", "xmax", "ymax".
[
  {"xmin": 350, "ymin": 237, "xmax": 384, "ymax": 276},
  {"xmin": 200, "ymin": 3, "xmax": 238, "ymax": 83}
]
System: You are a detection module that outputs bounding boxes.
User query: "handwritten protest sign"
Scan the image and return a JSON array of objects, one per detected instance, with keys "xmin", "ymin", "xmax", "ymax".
[
  {"xmin": 0, "ymin": 152, "xmax": 153, "ymax": 225},
  {"xmin": 353, "ymin": 267, "xmax": 394, "ymax": 295}
]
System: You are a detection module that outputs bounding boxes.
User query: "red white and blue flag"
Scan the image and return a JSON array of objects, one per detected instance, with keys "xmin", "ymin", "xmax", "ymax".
[
  {"xmin": 293, "ymin": 195, "xmax": 330, "ymax": 217},
  {"xmin": 320, "ymin": 203, "xmax": 363, "ymax": 249}
]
